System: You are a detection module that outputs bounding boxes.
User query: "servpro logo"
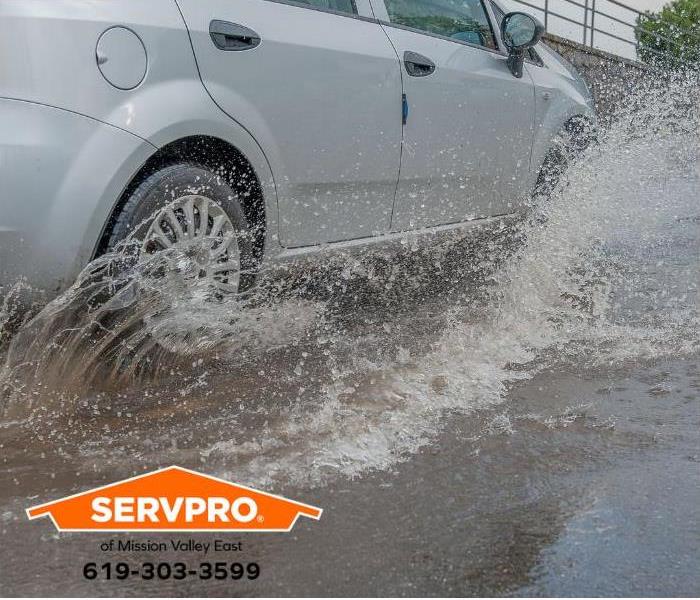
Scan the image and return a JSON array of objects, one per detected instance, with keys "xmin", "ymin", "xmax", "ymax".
[{"xmin": 26, "ymin": 466, "xmax": 322, "ymax": 532}]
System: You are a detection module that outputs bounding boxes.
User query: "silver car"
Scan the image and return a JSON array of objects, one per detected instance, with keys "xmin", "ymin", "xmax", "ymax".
[{"xmin": 0, "ymin": 0, "xmax": 594, "ymax": 297}]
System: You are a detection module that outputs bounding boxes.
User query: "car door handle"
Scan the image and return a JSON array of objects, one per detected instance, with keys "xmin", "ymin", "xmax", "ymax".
[
  {"xmin": 209, "ymin": 20, "xmax": 261, "ymax": 51},
  {"xmin": 403, "ymin": 51, "xmax": 436, "ymax": 77}
]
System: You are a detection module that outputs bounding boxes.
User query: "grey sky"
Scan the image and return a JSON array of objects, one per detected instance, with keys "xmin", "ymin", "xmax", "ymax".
[{"xmin": 631, "ymin": 0, "xmax": 670, "ymax": 10}]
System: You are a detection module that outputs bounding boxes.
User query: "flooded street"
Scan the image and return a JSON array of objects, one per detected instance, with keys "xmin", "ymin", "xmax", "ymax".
[{"xmin": 1, "ymin": 84, "xmax": 699, "ymax": 596}]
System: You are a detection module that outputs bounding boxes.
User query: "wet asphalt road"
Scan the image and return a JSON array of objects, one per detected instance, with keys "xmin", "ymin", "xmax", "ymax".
[
  {"xmin": 1, "ymin": 359, "xmax": 698, "ymax": 596},
  {"xmin": 1, "ymin": 96, "xmax": 700, "ymax": 597}
]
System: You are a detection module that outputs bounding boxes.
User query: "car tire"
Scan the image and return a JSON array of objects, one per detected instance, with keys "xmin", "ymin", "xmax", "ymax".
[{"xmin": 107, "ymin": 162, "xmax": 257, "ymax": 294}]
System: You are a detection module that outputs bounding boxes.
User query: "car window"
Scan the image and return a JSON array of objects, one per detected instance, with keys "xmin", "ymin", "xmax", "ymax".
[
  {"xmin": 295, "ymin": 0, "xmax": 356, "ymax": 15},
  {"xmin": 383, "ymin": 0, "xmax": 497, "ymax": 49}
]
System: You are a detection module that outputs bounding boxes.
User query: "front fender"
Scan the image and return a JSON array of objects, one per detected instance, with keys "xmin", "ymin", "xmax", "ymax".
[{"xmin": 527, "ymin": 61, "xmax": 596, "ymax": 194}]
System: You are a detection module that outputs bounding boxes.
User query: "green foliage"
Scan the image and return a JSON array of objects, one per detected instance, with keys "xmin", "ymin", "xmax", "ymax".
[{"xmin": 636, "ymin": 0, "xmax": 700, "ymax": 66}]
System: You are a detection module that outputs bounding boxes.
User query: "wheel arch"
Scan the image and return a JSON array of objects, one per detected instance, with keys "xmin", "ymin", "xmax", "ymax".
[
  {"xmin": 532, "ymin": 106, "xmax": 596, "ymax": 175},
  {"xmin": 94, "ymin": 135, "xmax": 270, "ymax": 262},
  {"xmin": 533, "ymin": 112, "xmax": 597, "ymax": 197}
]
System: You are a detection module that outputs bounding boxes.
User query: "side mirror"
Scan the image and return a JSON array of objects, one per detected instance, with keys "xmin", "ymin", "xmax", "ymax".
[{"xmin": 501, "ymin": 12, "xmax": 544, "ymax": 78}]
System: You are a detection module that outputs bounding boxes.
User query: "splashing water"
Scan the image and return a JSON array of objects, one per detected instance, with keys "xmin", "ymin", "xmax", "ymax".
[{"xmin": 1, "ymin": 76, "xmax": 698, "ymax": 488}]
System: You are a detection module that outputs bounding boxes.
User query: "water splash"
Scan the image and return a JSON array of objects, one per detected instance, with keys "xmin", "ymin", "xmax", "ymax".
[
  {"xmin": 1, "ymin": 75, "xmax": 699, "ymax": 488},
  {"xmin": 204, "ymin": 76, "xmax": 700, "ymax": 487}
]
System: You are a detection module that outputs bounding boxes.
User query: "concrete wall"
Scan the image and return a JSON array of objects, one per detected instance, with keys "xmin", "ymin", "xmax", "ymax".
[{"xmin": 542, "ymin": 33, "xmax": 654, "ymax": 120}]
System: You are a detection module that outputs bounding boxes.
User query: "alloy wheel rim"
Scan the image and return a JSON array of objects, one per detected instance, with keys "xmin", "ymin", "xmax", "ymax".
[{"xmin": 141, "ymin": 194, "xmax": 241, "ymax": 294}]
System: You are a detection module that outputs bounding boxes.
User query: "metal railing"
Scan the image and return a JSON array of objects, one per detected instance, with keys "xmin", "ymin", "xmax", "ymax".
[{"xmin": 507, "ymin": 0, "xmax": 700, "ymax": 63}]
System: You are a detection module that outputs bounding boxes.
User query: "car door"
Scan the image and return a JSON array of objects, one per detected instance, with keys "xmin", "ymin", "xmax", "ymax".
[
  {"xmin": 371, "ymin": 0, "xmax": 536, "ymax": 231},
  {"xmin": 176, "ymin": 0, "xmax": 403, "ymax": 248}
]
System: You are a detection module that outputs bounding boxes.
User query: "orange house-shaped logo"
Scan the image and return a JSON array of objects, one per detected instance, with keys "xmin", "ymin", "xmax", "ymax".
[{"xmin": 26, "ymin": 466, "xmax": 322, "ymax": 532}]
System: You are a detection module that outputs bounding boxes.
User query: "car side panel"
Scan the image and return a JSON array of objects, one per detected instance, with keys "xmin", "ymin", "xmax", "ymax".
[
  {"xmin": 176, "ymin": 0, "xmax": 404, "ymax": 247},
  {"xmin": 0, "ymin": 0, "xmax": 191, "ymax": 138},
  {"xmin": 0, "ymin": 99, "xmax": 154, "ymax": 294},
  {"xmin": 380, "ymin": 26, "xmax": 537, "ymax": 230},
  {"xmin": 0, "ymin": 0, "xmax": 285, "ymax": 290}
]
